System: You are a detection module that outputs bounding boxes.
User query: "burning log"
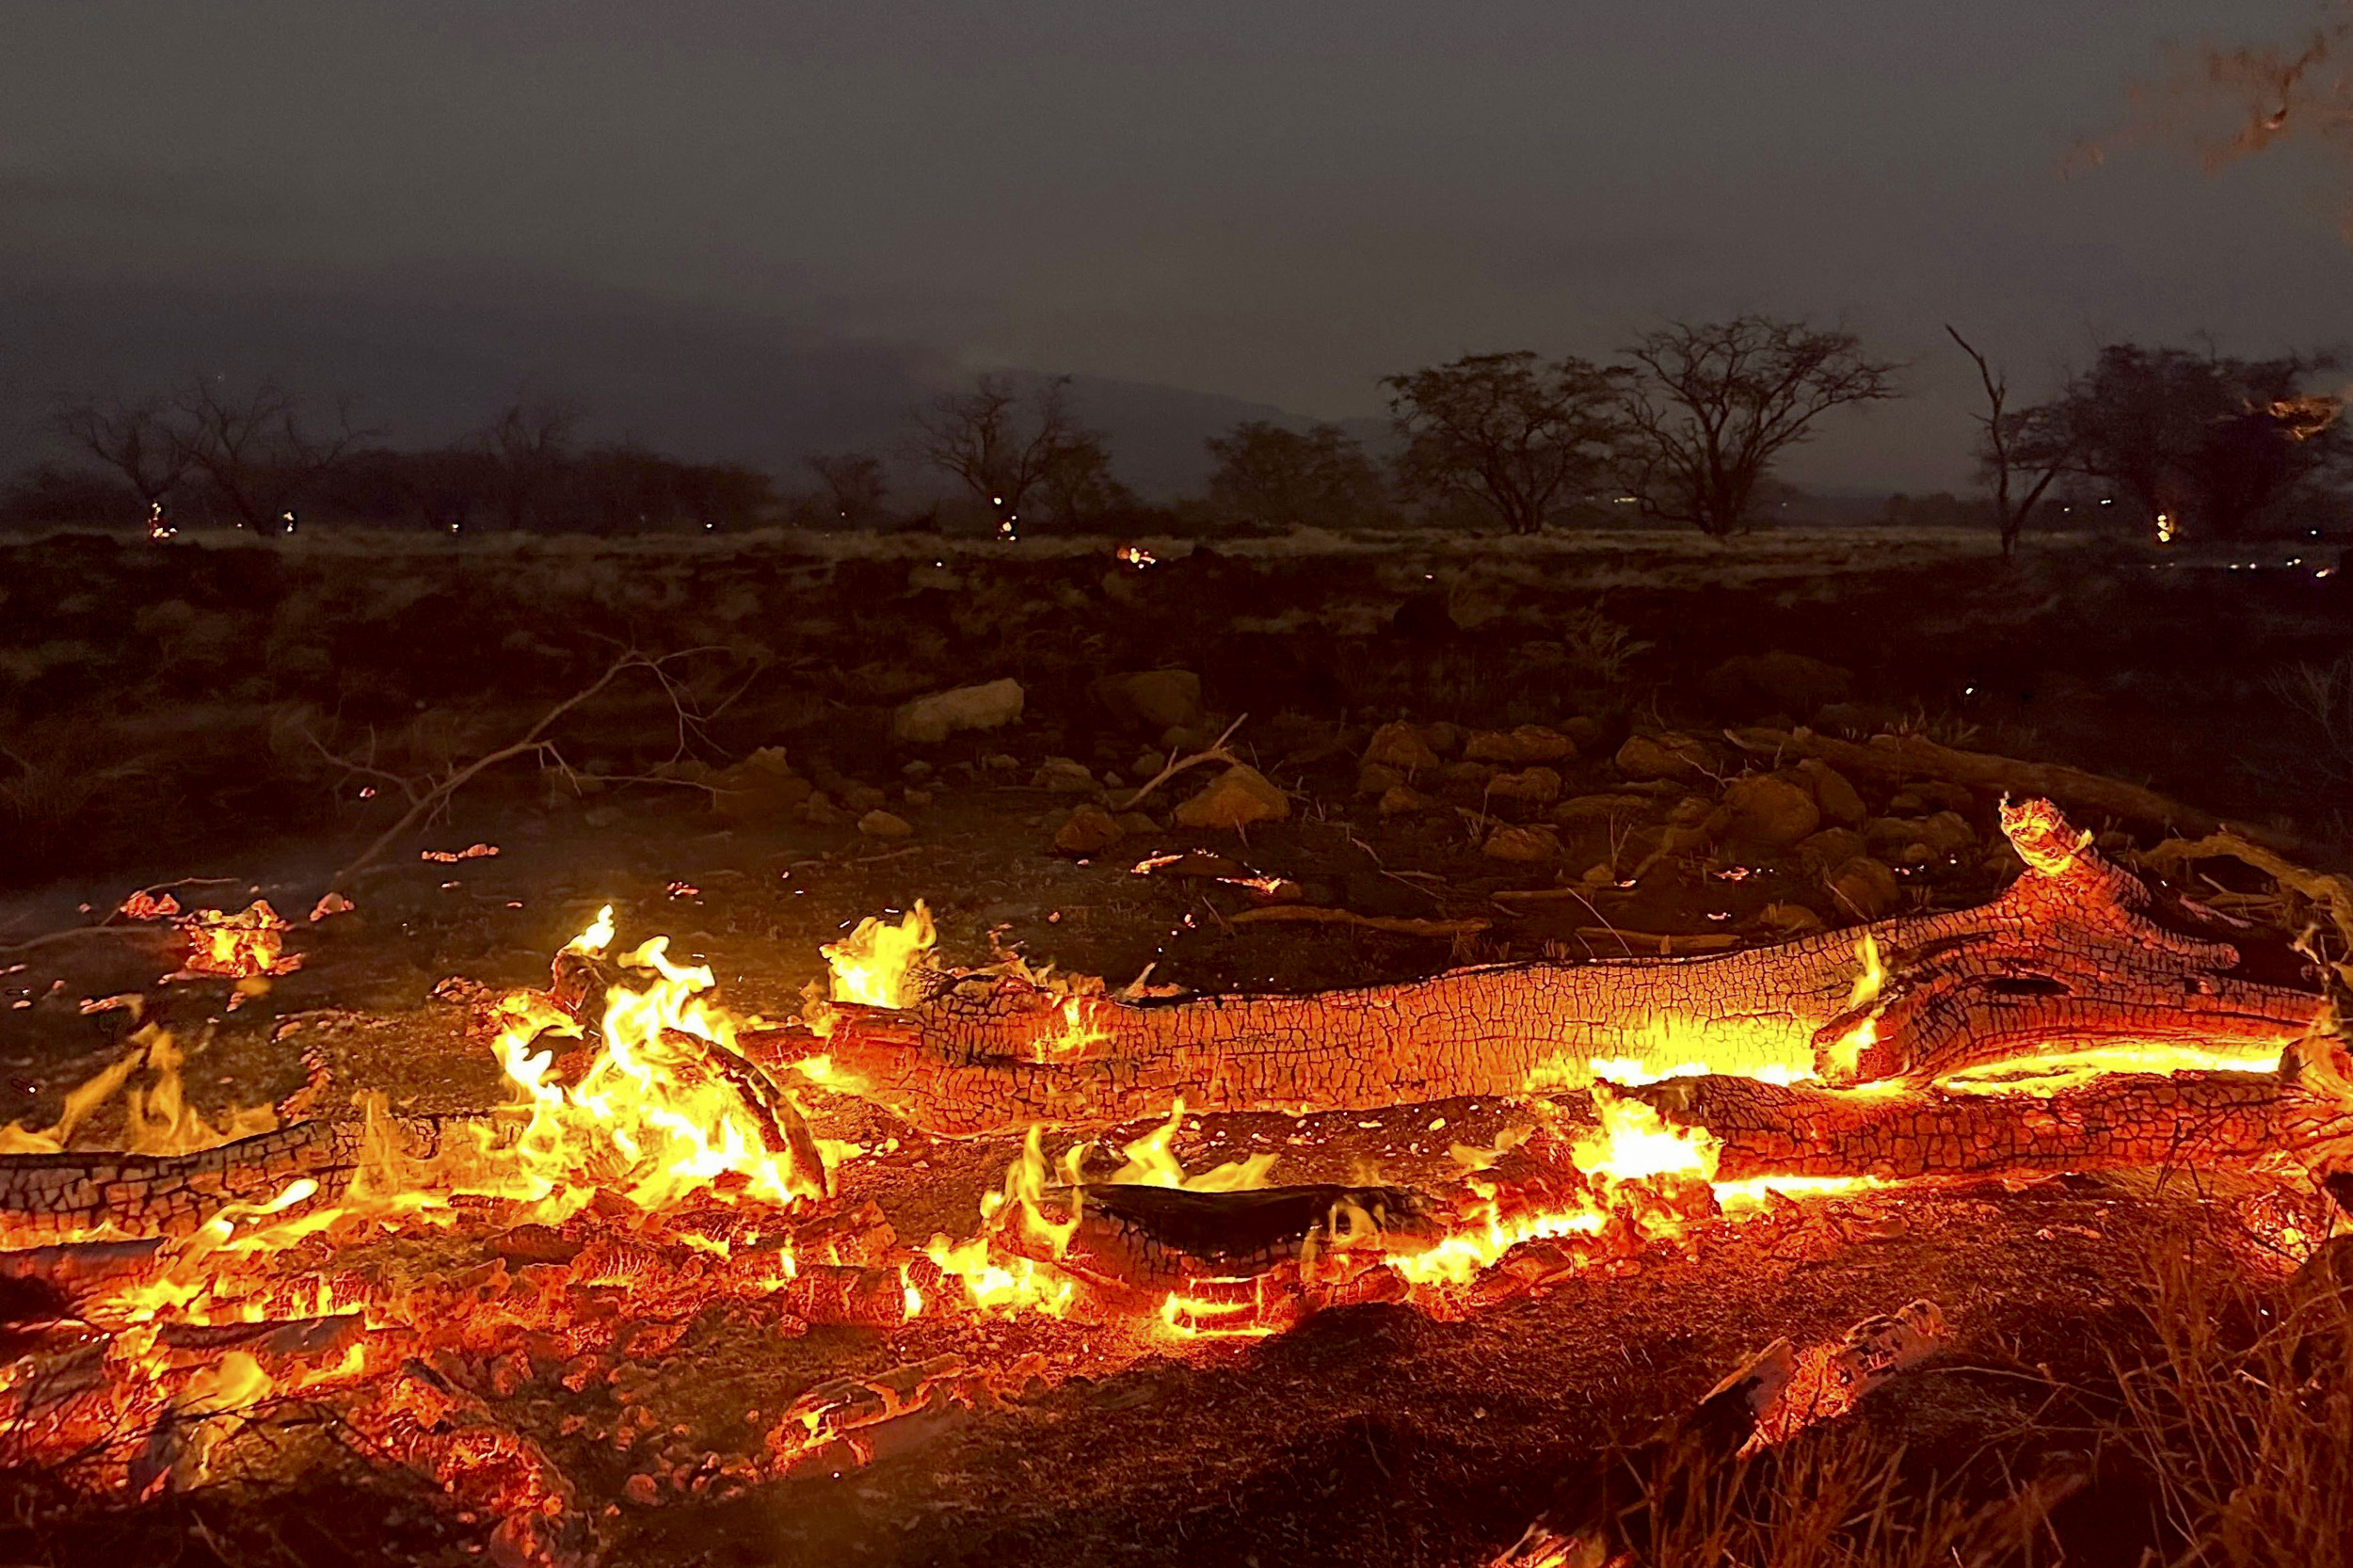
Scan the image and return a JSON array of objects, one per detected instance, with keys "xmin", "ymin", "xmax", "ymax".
[
  {"xmin": 1621, "ymin": 1071, "xmax": 2298, "ymax": 1183},
  {"xmin": 0, "ymin": 1238, "xmax": 168, "ymax": 1320},
  {"xmin": 800, "ymin": 800, "xmax": 2318, "ymax": 1136},
  {"xmin": 0, "ymin": 1121, "xmax": 356, "ymax": 1241}
]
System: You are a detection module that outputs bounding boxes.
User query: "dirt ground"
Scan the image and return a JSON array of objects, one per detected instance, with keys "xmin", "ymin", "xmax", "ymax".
[{"xmin": 0, "ymin": 523, "xmax": 2347, "ymax": 1565}]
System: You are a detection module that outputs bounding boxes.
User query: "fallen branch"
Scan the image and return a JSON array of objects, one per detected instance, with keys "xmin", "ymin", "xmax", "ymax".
[
  {"xmin": 1225, "ymin": 905, "xmax": 1489, "ymax": 938},
  {"xmin": 322, "ymin": 650, "xmax": 713, "ymax": 895},
  {"xmin": 1119, "ymin": 713, "xmax": 1248, "ymax": 810},
  {"xmin": 1724, "ymin": 726, "xmax": 2298, "ymax": 852}
]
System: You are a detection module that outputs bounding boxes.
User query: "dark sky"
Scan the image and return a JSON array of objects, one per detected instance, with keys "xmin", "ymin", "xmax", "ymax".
[{"xmin": 3, "ymin": 0, "xmax": 2347, "ymax": 490}]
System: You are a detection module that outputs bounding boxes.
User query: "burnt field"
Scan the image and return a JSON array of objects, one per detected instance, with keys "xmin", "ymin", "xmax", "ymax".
[{"xmin": 1, "ymin": 524, "xmax": 2351, "ymax": 1568}]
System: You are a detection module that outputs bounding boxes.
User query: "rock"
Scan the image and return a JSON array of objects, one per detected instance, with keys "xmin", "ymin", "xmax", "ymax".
[
  {"xmin": 983, "ymin": 753, "xmax": 1021, "ymax": 774},
  {"xmin": 891, "ymin": 678, "xmax": 1026, "ymax": 744},
  {"xmin": 1131, "ymin": 750, "xmax": 1168, "ymax": 778},
  {"xmin": 1174, "ymin": 764, "xmax": 1289, "ymax": 831},
  {"xmin": 1363, "ymin": 721, "xmax": 1440, "ymax": 775},
  {"xmin": 1483, "ymin": 824, "xmax": 1561, "ymax": 862},
  {"xmin": 1813, "ymin": 701, "xmax": 1907, "ymax": 738},
  {"xmin": 1114, "ymin": 811, "xmax": 1161, "ymax": 835},
  {"xmin": 1356, "ymin": 761, "xmax": 1407, "ymax": 796},
  {"xmin": 1465, "ymin": 725, "xmax": 1573, "ymax": 765},
  {"xmin": 710, "ymin": 746, "xmax": 814, "ymax": 824},
  {"xmin": 1913, "ymin": 810, "xmax": 1977, "ymax": 856},
  {"xmin": 1550, "ymin": 792, "xmax": 1657, "ymax": 827},
  {"xmin": 839, "ymin": 783, "xmax": 888, "ymax": 814},
  {"xmin": 1378, "ymin": 784, "xmax": 1434, "ymax": 817},
  {"xmin": 903, "ymin": 787, "xmax": 935, "ymax": 807},
  {"xmin": 1825, "ymin": 856, "xmax": 1902, "ymax": 921},
  {"xmin": 1418, "ymin": 722, "xmax": 1465, "ymax": 755},
  {"xmin": 1486, "ymin": 766, "xmax": 1563, "ymax": 807},
  {"xmin": 1053, "ymin": 805, "xmax": 1125, "ymax": 855},
  {"xmin": 1722, "ymin": 773, "xmax": 1821, "ymax": 851},
  {"xmin": 1889, "ymin": 780, "xmax": 1975, "ymax": 814},
  {"xmin": 1614, "ymin": 732, "xmax": 1715, "ymax": 783},
  {"xmin": 801, "ymin": 792, "xmax": 846, "ymax": 827},
  {"xmin": 1560, "ymin": 715, "xmax": 1609, "ymax": 754},
  {"xmin": 1757, "ymin": 902, "xmax": 1829, "ymax": 936},
  {"xmin": 1033, "ymin": 758, "xmax": 1096, "ymax": 792},
  {"xmin": 1797, "ymin": 826, "xmax": 1867, "ymax": 872},
  {"xmin": 1795, "ymin": 759, "xmax": 1867, "ymax": 827},
  {"xmin": 1436, "ymin": 760, "xmax": 1498, "ymax": 788},
  {"xmin": 856, "ymin": 809, "xmax": 914, "ymax": 840},
  {"xmin": 1701, "ymin": 651, "xmax": 1854, "ymax": 721},
  {"xmin": 1091, "ymin": 670, "xmax": 1204, "ymax": 732}
]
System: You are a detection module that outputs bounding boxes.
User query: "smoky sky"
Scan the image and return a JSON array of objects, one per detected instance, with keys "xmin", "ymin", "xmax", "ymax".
[{"xmin": 3, "ymin": 0, "xmax": 2348, "ymax": 490}]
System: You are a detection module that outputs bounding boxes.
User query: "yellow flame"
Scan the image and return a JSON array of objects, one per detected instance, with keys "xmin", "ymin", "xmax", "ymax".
[{"xmin": 824, "ymin": 904, "xmax": 936, "ymax": 1008}]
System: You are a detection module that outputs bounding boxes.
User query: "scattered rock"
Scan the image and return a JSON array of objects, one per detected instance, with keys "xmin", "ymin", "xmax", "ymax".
[
  {"xmin": 1363, "ymin": 721, "xmax": 1440, "ymax": 775},
  {"xmin": 839, "ymin": 782, "xmax": 888, "ymax": 814},
  {"xmin": 1614, "ymin": 732, "xmax": 1716, "ymax": 783},
  {"xmin": 1486, "ymin": 766, "xmax": 1563, "ymax": 807},
  {"xmin": 1560, "ymin": 715, "xmax": 1609, "ymax": 754},
  {"xmin": 857, "ymin": 809, "xmax": 914, "ymax": 840},
  {"xmin": 1797, "ymin": 826, "xmax": 1867, "ymax": 872},
  {"xmin": 1357, "ymin": 761, "xmax": 1407, "ymax": 795},
  {"xmin": 1091, "ymin": 670, "xmax": 1204, "ymax": 732},
  {"xmin": 1437, "ymin": 760, "xmax": 1498, "ymax": 789},
  {"xmin": 903, "ymin": 787, "xmax": 934, "ymax": 806},
  {"xmin": 1378, "ymin": 784, "xmax": 1434, "ymax": 817},
  {"xmin": 710, "ymin": 746, "xmax": 814, "ymax": 824},
  {"xmin": 1889, "ymin": 780, "xmax": 1975, "ymax": 814},
  {"xmin": 1174, "ymin": 764, "xmax": 1289, "ymax": 831},
  {"xmin": 1465, "ymin": 725, "xmax": 1574, "ymax": 765},
  {"xmin": 1417, "ymin": 722, "xmax": 1465, "ymax": 756},
  {"xmin": 1795, "ymin": 759, "xmax": 1868, "ymax": 827},
  {"xmin": 1825, "ymin": 856, "xmax": 1902, "ymax": 920},
  {"xmin": 1483, "ymin": 824, "xmax": 1561, "ymax": 862},
  {"xmin": 1131, "ymin": 750, "xmax": 1168, "ymax": 778},
  {"xmin": 1549, "ymin": 792, "xmax": 1657, "ymax": 827},
  {"xmin": 1033, "ymin": 758, "xmax": 1096, "ymax": 793},
  {"xmin": 1702, "ymin": 651, "xmax": 1854, "ymax": 721},
  {"xmin": 1053, "ymin": 805, "xmax": 1126, "ymax": 855},
  {"xmin": 800, "ymin": 792, "xmax": 845, "ymax": 827},
  {"xmin": 891, "ymin": 678, "xmax": 1026, "ymax": 744},
  {"xmin": 1114, "ymin": 811, "xmax": 1160, "ymax": 836},
  {"xmin": 983, "ymin": 753, "xmax": 1021, "ymax": 774},
  {"xmin": 1873, "ymin": 809, "xmax": 1976, "ymax": 865},
  {"xmin": 1722, "ymin": 773, "xmax": 1821, "ymax": 851},
  {"xmin": 1757, "ymin": 902, "xmax": 1829, "ymax": 936}
]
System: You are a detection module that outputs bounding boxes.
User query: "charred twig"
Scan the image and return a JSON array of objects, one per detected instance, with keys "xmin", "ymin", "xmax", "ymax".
[
  {"xmin": 1119, "ymin": 714, "xmax": 1248, "ymax": 810},
  {"xmin": 1225, "ymin": 905, "xmax": 1490, "ymax": 939},
  {"xmin": 321, "ymin": 650, "xmax": 716, "ymax": 895}
]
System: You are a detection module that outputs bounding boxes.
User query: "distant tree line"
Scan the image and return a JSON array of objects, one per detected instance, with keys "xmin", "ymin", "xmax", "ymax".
[{"xmin": 7, "ymin": 314, "xmax": 2346, "ymax": 550}]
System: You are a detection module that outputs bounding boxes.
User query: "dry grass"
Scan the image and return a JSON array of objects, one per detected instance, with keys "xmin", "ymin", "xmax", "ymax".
[{"xmin": 2103, "ymin": 1240, "xmax": 2353, "ymax": 1568}]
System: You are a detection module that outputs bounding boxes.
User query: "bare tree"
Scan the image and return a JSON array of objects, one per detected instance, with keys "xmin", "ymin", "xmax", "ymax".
[
  {"xmin": 1619, "ymin": 317, "xmax": 1902, "ymax": 536},
  {"xmin": 477, "ymin": 399, "xmax": 583, "ymax": 531},
  {"xmin": 1205, "ymin": 421, "xmax": 1392, "ymax": 532},
  {"xmin": 52, "ymin": 393, "xmax": 194, "ymax": 531},
  {"xmin": 1945, "ymin": 327, "xmax": 2077, "ymax": 559},
  {"xmin": 1383, "ymin": 352, "xmax": 1629, "ymax": 535},
  {"xmin": 805, "ymin": 452, "xmax": 889, "ymax": 527},
  {"xmin": 174, "ymin": 377, "xmax": 370, "ymax": 535},
  {"xmin": 909, "ymin": 374, "xmax": 1105, "ymax": 540}
]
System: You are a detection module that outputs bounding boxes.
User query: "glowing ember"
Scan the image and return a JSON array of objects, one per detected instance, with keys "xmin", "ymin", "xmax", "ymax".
[{"xmin": 171, "ymin": 900, "xmax": 301, "ymax": 981}]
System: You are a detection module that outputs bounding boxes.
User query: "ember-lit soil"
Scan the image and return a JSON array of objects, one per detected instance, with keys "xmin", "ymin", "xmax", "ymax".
[{"xmin": 0, "ymin": 525, "xmax": 2347, "ymax": 1565}]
